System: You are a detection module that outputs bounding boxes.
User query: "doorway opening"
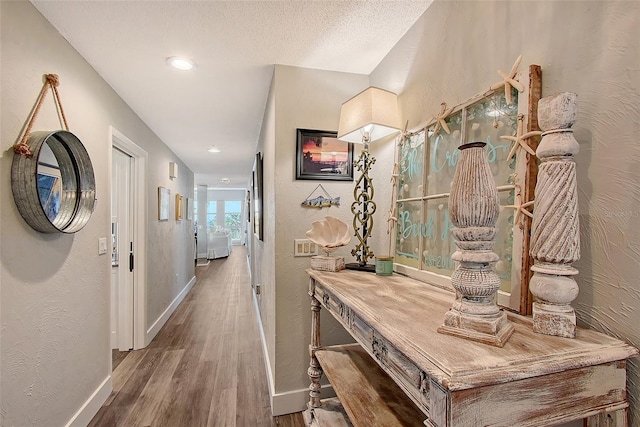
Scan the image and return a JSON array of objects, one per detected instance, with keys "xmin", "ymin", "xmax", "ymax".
[
  {"xmin": 110, "ymin": 127, "xmax": 148, "ymax": 362},
  {"xmin": 111, "ymin": 146, "xmax": 132, "ymax": 350}
]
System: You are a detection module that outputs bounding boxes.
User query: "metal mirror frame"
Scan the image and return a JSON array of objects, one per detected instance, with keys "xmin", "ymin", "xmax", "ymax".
[{"xmin": 11, "ymin": 130, "xmax": 96, "ymax": 233}]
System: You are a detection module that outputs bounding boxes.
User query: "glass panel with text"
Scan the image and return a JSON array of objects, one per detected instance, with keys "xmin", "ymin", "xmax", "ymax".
[{"xmin": 394, "ymin": 84, "xmax": 534, "ymax": 312}]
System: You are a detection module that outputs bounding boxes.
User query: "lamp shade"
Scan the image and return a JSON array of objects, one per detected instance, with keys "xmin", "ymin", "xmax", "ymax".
[{"xmin": 337, "ymin": 87, "xmax": 402, "ymax": 144}]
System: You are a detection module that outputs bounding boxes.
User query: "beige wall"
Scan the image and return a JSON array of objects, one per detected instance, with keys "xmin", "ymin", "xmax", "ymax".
[
  {"xmin": 0, "ymin": 2, "xmax": 195, "ymax": 425},
  {"xmin": 370, "ymin": 0, "xmax": 640, "ymax": 423},
  {"xmin": 251, "ymin": 65, "xmax": 369, "ymax": 411},
  {"xmin": 272, "ymin": 65, "xmax": 369, "ymax": 396}
]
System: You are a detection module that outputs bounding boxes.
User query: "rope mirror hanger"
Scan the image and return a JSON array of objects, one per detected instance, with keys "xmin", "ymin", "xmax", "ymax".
[{"xmin": 11, "ymin": 74, "xmax": 96, "ymax": 233}]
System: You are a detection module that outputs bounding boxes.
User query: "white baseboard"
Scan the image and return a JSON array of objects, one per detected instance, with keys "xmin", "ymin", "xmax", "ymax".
[
  {"xmin": 251, "ymin": 292, "xmax": 334, "ymax": 416},
  {"xmin": 65, "ymin": 375, "xmax": 112, "ymax": 427},
  {"xmin": 246, "ymin": 255, "xmax": 252, "ymax": 284},
  {"xmin": 271, "ymin": 384, "xmax": 335, "ymax": 417},
  {"xmin": 252, "ymin": 292, "xmax": 275, "ymax": 399},
  {"xmin": 146, "ymin": 275, "xmax": 196, "ymax": 344}
]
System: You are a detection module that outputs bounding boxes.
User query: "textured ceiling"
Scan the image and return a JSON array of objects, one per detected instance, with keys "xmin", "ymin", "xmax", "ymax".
[{"xmin": 31, "ymin": 0, "xmax": 431, "ymax": 188}]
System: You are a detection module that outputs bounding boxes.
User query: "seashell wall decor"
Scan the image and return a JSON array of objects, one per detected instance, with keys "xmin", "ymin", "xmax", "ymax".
[
  {"xmin": 306, "ymin": 216, "xmax": 351, "ymax": 271},
  {"xmin": 306, "ymin": 216, "xmax": 351, "ymax": 255}
]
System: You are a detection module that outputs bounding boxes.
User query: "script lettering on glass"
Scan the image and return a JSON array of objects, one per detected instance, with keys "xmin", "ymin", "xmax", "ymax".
[{"xmin": 395, "ymin": 88, "xmax": 522, "ymax": 303}]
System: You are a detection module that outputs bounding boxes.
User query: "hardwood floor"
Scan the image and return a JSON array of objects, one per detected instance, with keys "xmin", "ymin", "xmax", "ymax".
[{"xmin": 91, "ymin": 247, "xmax": 305, "ymax": 427}]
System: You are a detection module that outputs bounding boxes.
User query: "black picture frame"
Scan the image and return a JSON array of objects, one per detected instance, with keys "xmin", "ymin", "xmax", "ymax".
[
  {"xmin": 246, "ymin": 190, "xmax": 251, "ymax": 223},
  {"xmin": 253, "ymin": 153, "xmax": 264, "ymax": 241},
  {"xmin": 295, "ymin": 128, "xmax": 353, "ymax": 181}
]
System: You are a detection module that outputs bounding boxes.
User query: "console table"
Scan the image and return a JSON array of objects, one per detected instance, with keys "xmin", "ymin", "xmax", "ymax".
[{"xmin": 303, "ymin": 269, "xmax": 638, "ymax": 427}]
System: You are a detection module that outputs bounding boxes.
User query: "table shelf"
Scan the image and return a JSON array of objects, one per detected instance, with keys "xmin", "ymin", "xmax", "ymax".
[{"xmin": 315, "ymin": 344, "xmax": 425, "ymax": 427}]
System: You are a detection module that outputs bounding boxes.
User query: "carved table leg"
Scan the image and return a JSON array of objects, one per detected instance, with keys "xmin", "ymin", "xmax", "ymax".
[
  {"xmin": 586, "ymin": 409, "xmax": 628, "ymax": 427},
  {"xmin": 307, "ymin": 278, "xmax": 323, "ymax": 410}
]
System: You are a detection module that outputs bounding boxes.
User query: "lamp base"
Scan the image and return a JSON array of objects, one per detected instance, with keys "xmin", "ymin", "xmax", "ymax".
[{"xmin": 345, "ymin": 262, "xmax": 376, "ymax": 273}]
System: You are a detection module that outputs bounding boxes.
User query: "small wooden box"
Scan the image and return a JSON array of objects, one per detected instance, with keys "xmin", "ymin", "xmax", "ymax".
[{"xmin": 310, "ymin": 255, "xmax": 345, "ymax": 272}]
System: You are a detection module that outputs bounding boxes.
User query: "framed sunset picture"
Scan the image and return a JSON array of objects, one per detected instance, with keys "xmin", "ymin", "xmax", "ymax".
[{"xmin": 295, "ymin": 128, "xmax": 353, "ymax": 181}]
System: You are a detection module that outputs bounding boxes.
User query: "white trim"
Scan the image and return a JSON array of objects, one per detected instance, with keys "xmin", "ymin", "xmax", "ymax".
[
  {"xmin": 497, "ymin": 289, "xmax": 511, "ymax": 307},
  {"xmin": 271, "ymin": 385, "xmax": 335, "ymax": 416},
  {"xmin": 110, "ymin": 126, "xmax": 148, "ymax": 350},
  {"xmin": 252, "ymin": 291, "xmax": 275, "ymax": 399},
  {"xmin": 65, "ymin": 376, "xmax": 112, "ymax": 427},
  {"xmin": 246, "ymin": 254, "xmax": 252, "ymax": 283},
  {"xmin": 394, "ymin": 263, "xmax": 454, "ymax": 293},
  {"xmin": 146, "ymin": 275, "xmax": 196, "ymax": 343},
  {"xmin": 251, "ymin": 292, "xmax": 334, "ymax": 416}
]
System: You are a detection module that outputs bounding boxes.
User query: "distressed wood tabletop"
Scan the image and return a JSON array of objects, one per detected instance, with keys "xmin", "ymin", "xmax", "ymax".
[{"xmin": 307, "ymin": 268, "xmax": 638, "ymax": 391}]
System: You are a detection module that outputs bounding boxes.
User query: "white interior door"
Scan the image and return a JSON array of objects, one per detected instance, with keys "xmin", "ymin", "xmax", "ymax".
[{"xmin": 111, "ymin": 147, "xmax": 134, "ymax": 351}]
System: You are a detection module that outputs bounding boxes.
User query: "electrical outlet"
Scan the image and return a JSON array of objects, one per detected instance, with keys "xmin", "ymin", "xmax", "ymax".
[
  {"xmin": 294, "ymin": 239, "xmax": 319, "ymax": 257},
  {"xmin": 255, "ymin": 284, "xmax": 261, "ymax": 295}
]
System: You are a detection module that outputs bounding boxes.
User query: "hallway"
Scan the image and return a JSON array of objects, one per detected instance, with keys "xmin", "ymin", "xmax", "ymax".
[{"xmin": 89, "ymin": 247, "xmax": 304, "ymax": 426}]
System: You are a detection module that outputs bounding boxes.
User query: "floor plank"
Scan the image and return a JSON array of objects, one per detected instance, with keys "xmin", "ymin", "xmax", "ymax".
[
  {"xmin": 90, "ymin": 246, "xmax": 305, "ymax": 426},
  {"xmin": 121, "ymin": 349, "xmax": 184, "ymax": 427},
  {"xmin": 111, "ymin": 349, "xmax": 129, "ymax": 371}
]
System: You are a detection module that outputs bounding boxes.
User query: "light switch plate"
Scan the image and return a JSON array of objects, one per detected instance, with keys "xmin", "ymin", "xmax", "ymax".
[
  {"xmin": 294, "ymin": 239, "xmax": 319, "ymax": 257},
  {"xmin": 98, "ymin": 237, "xmax": 107, "ymax": 255}
]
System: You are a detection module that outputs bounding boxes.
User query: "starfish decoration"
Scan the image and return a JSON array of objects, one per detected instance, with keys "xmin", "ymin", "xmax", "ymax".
[
  {"xmin": 387, "ymin": 162, "xmax": 400, "ymax": 233},
  {"xmin": 500, "ymin": 114, "xmax": 542, "ymax": 161},
  {"xmin": 490, "ymin": 55, "xmax": 525, "ymax": 105},
  {"xmin": 401, "ymin": 120, "xmax": 409, "ymax": 138},
  {"xmin": 432, "ymin": 102, "xmax": 453, "ymax": 135},
  {"xmin": 387, "ymin": 205, "xmax": 398, "ymax": 232},
  {"xmin": 503, "ymin": 188, "xmax": 534, "ymax": 227}
]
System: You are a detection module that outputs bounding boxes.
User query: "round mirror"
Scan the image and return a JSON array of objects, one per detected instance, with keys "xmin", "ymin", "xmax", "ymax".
[{"xmin": 12, "ymin": 130, "xmax": 96, "ymax": 233}]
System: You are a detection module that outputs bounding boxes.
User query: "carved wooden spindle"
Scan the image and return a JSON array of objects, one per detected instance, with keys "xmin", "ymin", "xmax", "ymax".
[
  {"xmin": 529, "ymin": 92, "xmax": 580, "ymax": 338},
  {"xmin": 307, "ymin": 279, "xmax": 323, "ymax": 409},
  {"xmin": 438, "ymin": 142, "xmax": 514, "ymax": 347}
]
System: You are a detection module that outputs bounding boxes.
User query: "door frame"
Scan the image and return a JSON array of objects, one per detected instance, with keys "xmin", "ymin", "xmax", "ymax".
[
  {"xmin": 110, "ymin": 126, "xmax": 148, "ymax": 350},
  {"xmin": 111, "ymin": 146, "xmax": 134, "ymax": 351}
]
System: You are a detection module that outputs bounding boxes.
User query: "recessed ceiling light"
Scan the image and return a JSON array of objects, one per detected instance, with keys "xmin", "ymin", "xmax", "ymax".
[
  {"xmin": 167, "ymin": 56, "xmax": 196, "ymax": 71},
  {"xmin": 208, "ymin": 146, "xmax": 221, "ymax": 153},
  {"xmin": 221, "ymin": 178, "xmax": 231, "ymax": 184}
]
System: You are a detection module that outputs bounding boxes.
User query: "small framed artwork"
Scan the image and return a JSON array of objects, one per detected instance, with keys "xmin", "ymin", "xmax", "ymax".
[
  {"xmin": 176, "ymin": 194, "xmax": 184, "ymax": 221},
  {"xmin": 296, "ymin": 128, "xmax": 353, "ymax": 181},
  {"xmin": 158, "ymin": 187, "xmax": 170, "ymax": 221},
  {"xmin": 186, "ymin": 197, "xmax": 194, "ymax": 221}
]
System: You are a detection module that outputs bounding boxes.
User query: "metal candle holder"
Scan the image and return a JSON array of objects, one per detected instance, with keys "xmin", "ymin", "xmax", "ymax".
[{"xmin": 347, "ymin": 138, "xmax": 376, "ymax": 271}]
